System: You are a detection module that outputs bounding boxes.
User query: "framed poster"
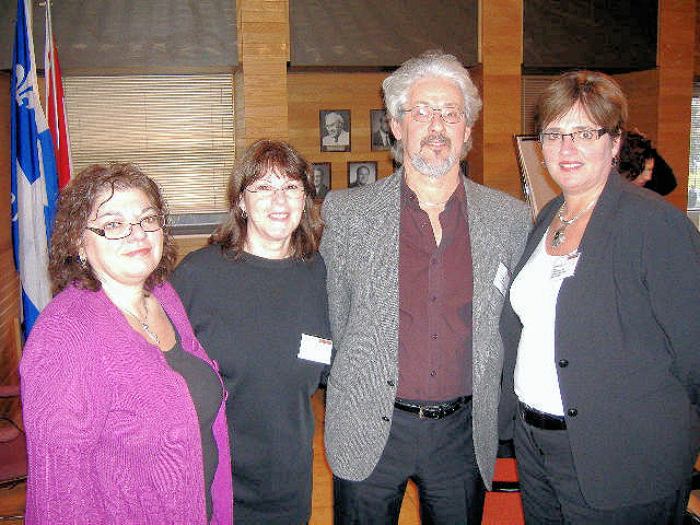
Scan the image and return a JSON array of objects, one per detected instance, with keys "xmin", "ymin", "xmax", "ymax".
[
  {"xmin": 347, "ymin": 161, "xmax": 377, "ymax": 188},
  {"xmin": 311, "ymin": 162, "xmax": 331, "ymax": 200},
  {"xmin": 513, "ymin": 134, "xmax": 558, "ymax": 217},
  {"xmin": 370, "ymin": 109, "xmax": 395, "ymax": 151},
  {"xmin": 320, "ymin": 110, "xmax": 351, "ymax": 152}
]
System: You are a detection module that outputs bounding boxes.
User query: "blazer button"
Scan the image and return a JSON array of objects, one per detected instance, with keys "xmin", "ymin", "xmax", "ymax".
[
  {"xmin": 382, "ymin": 416, "xmax": 390, "ymax": 422},
  {"xmin": 387, "ymin": 380, "xmax": 395, "ymax": 387},
  {"xmin": 558, "ymin": 359, "xmax": 569, "ymax": 368},
  {"xmin": 567, "ymin": 408, "xmax": 578, "ymax": 417}
]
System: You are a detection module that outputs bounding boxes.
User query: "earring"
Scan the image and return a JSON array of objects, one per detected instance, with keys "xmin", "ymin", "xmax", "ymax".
[
  {"xmin": 78, "ymin": 254, "xmax": 87, "ymax": 268},
  {"xmin": 612, "ymin": 157, "xmax": 620, "ymax": 167},
  {"xmin": 241, "ymin": 210, "xmax": 247, "ymax": 220}
]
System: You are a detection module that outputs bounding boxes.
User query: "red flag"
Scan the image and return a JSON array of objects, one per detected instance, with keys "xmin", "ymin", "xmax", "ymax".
[{"xmin": 44, "ymin": 1, "xmax": 71, "ymax": 189}]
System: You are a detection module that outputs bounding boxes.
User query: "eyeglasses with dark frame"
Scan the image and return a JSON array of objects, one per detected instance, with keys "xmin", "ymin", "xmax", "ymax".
[
  {"xmin": 86, "ymin": 214, "xmax": 164, "ymax": 240},
  {"xmin": 400, "ymin": 104, "xmax": 465, "ymax": 125},
  {"xmin": 245, "ymin": 182, "xmax": 306, "ymax": 200},
  {"xmin": 539, "ymin": 128, "xmax": 609, "ymax": 145}
]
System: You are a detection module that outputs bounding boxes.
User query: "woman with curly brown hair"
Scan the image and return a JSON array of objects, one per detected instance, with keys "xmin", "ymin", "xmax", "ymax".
[
  {"xmin": 172, "ymin": 139, "xmax": 331, "ymax": 525},
  {"xmin": 20, "ymin": 163, "xmax": 233, "ymax": 525}
]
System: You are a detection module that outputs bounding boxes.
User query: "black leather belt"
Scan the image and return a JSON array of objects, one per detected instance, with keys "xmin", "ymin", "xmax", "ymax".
[
  {"xmin": 520, "ymin": 402, "xmax": 567, "ymax": 431},
  {"xmin": 394, "ymin": 396, "xmax": 471, "ymax": 420}
]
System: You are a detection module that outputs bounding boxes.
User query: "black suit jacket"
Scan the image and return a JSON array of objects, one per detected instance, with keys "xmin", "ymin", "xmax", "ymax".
[{"xmin": 500, "ymin": 171, "xmax": 700, "ymax": 509}]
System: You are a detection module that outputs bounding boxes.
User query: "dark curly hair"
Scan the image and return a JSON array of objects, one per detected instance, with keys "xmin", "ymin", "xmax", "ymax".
[
  {"xmin": 618, "ymin": 131, "xmax": 654, "ymax": 180},
  {"xmin": 209, "ymin": 139, "xmax": 323, "ymax": 260},
  {"xmin": 49, "ymin": 163, "xmax": 177, "ymax": 294}
]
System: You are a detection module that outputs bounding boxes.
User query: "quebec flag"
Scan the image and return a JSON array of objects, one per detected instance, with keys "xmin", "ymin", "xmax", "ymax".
[{"xmin": 11, "ymin": 0, "xmax": 59, "ymax": 337}]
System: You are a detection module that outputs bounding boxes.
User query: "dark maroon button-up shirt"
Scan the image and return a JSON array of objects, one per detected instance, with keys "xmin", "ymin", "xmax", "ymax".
[{"xmin": 396, "ymin": 177, "xmax": 473, "ymax": 402}]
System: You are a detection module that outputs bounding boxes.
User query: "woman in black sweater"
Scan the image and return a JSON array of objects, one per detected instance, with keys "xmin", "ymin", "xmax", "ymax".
[{"xmin": 173, "ymin": 140, "xmax": 331, "ymax": 525}]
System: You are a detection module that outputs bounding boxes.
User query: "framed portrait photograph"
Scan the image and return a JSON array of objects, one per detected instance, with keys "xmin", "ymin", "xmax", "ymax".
[
  {"xmin": 311, "ymin": 162, "xmax": 331, "ymax": 200},
  {"xmin": 347, "ymin": 161, "xmax": 377, "ymax": 188},
  {"xmin": 370, "ymin": 109, "xmax": 395, "ymax": 151},
  {"xmin": 320, "ymin": 110, "xmax": 351, "ymax": 152}
]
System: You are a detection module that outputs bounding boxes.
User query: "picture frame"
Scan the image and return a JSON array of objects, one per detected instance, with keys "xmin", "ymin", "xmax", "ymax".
[
  {"xmin": 311, "ymin": 162, "xmax": 331, "ymax": 200},
  {"xmin": 320, "ymin": 109, "xmax": 351, "ymax": 152},
  {"xmin": 513, "ymin": 134, "xmax": 558, "ymax": 217},
  {"xmin": 370, "ymin": 109, "xmax": 395, "ymax": 151},
  {"xmin": 347, "ymin": 161, "xmax": 377, "ymax": 188}
]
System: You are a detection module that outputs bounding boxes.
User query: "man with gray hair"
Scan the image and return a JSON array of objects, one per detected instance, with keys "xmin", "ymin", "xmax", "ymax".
[{"xmin": 320, "ymin": 50, "xmax": 531, "ymax": 523}]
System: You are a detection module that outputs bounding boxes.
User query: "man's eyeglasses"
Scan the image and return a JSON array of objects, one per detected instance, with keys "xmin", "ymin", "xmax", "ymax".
[
  {"xmin": 86, "ymin": 214, "xmax": 163, "ymax": 240},
  {"xmin": 401, "ymin": 104, "xmax": 465, "ymax": 124},
  {"xmin": 539, "ymin": 128, "xmax": 609, "ymax": 144},
  {"xmin": 245, "ymin": 182, "xmax": 305, "ymax": 199}
]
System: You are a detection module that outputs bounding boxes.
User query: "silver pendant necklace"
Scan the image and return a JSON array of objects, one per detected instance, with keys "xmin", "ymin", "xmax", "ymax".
[
  {"xmin": 119, "ymin": 296, "xmax": 160, "ymax": 345},
  {"xmin": 551, "ymin": 198, "xmax": 597, "ymax": 248}
]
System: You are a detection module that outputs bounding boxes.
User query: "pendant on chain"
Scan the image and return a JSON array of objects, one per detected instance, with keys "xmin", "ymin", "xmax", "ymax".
[{"xmin": 552, "ymin": 225, "xmax": 567, "ymax": 247}]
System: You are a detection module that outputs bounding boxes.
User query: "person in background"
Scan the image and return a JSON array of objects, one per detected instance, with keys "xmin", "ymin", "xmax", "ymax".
[
  {"xmin": 20, "ymin": 163, "xmax": 233, "ymax": 525},
  {"xmin": 500, "ymin": 70, "xmax": 700, "ymax": 524},
  {"xmin": 321, "ymin": 50, "xmax": 531, "ymax": 524},
  {"xmin": 172, "ymin": 139, "xmax": 330, "ymax": 525},
  {"xmin": 618, "ymin": 130, "xmax": 677, "ymax": 195}
]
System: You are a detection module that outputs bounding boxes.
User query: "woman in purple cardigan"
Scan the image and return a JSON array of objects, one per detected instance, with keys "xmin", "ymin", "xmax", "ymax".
[{"xmin": 20, "ymin": 163, "xmax": 233, "ymax": 525}]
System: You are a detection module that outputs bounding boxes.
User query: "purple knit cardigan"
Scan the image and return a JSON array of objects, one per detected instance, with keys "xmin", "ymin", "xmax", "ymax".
[{"xmin": 20, "ymin": 282, "xmax": 234, "ymax": 525}]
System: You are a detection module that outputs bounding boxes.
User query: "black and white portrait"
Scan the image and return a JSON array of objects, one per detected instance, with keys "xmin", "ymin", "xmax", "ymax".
[
  {"xmin": 320, "ymin": 110, "xmax": 351, "ymax": 152},
  {"xmin": 312, "ymin": 163, "xmax": 331, "ymax": 199},
  {"xmin": 348, "ymin": 162, "xmax": 377, "ymax": 188},
  {"xmin": 370, "ymin": 109, "xmax": 395, "ymax": 151}
]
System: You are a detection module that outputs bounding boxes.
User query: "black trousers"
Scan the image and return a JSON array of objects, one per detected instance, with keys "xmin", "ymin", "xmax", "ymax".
[
  {"xmin": 333, "ymin": 399, "xmax": 485, "ymax": 525},
  {"xmin": 514, "ymin": 411, "xmax": 692, "ymax": 525}
]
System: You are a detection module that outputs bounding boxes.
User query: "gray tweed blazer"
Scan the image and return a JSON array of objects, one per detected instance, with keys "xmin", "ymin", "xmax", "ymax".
[{"xmin": 320, "ymin": 170, "xmax": 531, "ymax": 487}]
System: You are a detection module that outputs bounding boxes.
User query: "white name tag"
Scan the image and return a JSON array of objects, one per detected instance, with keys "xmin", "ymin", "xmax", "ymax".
[
  {"xmin": 493, "ymin": 261, "xmax": 511, "ymax": 296},
  {"xmin": 297, "ymin": 333, "xmax": 333, "ymax": 365},
  {"xmin": 551, "ymin": 252, "xmax": 580, "ymax": 281}
]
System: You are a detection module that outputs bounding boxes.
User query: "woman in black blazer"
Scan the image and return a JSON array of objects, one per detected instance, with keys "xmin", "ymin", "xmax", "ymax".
[{"xmin": 500, "ymin": 70, "xmax": 700, "ymax": 524}]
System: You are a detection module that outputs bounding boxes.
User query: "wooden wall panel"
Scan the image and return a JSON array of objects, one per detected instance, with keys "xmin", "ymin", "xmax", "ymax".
[
  {"xmin": 695, "ymin": 0, "xmax": 700, "ymax": 79},
  {"xmin": 236, "ymin": 0, "xmax": 290, "ymax": 147},
  {"xmin": 480, "ymin": 0, "xmax": 525, "ymax": 199},
  {"xmin": 287, "ymin": 72, "xmax": 393, "ymax": 190},
  {"xmin": 615, "ymin": 69, "xmax": 660, "ymax": 143},
  {"xmin": 657, "ymin": 0, "xmax": 695, "ymax": 210}
]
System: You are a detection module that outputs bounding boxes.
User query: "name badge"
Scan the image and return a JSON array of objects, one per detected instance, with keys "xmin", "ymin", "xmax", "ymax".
[
  {"xmin": 298, "ymin": 333, "xmax": 333, "ymax": 365},
  {"xmin": 493, "ymin": 261, "xmax": 511, "ymax": 296},
  {"xmin": 551, "ymin": 252, "xmax": 580, "ymax": 281}
]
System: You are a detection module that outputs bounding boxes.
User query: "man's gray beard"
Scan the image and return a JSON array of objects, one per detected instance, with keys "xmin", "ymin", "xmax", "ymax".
[{"xmin": 410, "ymin": 151, "xmax": 459, "ymax": 179}]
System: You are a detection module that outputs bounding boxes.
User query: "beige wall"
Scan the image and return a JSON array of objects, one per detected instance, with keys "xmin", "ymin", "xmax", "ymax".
[{"xmin": 288, "ymin": 72, "xmax": 393, "ymax": 189}]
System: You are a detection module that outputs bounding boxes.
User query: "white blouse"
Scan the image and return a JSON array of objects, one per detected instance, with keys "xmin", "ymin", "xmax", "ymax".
[{"xmin": 510, "ymin": 230, "xmax": 580, "ymax": 416}]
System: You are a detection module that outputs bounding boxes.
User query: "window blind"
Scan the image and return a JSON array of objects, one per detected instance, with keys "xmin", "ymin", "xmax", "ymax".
[
  {"xmin": 521, "ymin": 75, "xmax": 559, "ymax": 134},
  {"xmin": 63, "ymin": 74, "xmax": 235, "ymax": 214},
  {"xmin": 689, "ymin": 82, "xmax": 700, "ymax": 191}
]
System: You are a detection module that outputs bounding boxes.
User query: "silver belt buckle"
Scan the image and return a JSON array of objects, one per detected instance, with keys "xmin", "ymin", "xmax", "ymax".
[
  {"xmin": 419, "ymin": 406, "xmax": 427, "ymax": 419},
  {"xmin": 419, "ymin": 405, "xmax": 440, "ymax": 419}
]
